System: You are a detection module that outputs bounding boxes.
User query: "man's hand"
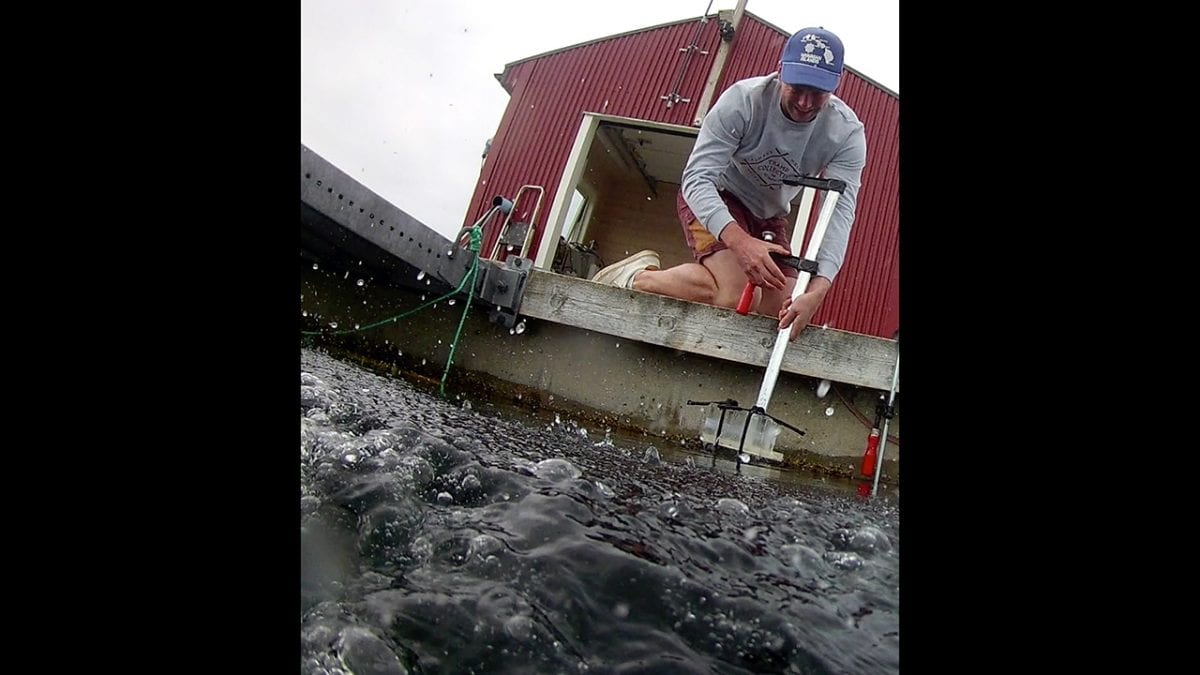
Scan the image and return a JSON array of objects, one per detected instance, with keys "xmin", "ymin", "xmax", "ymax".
[
  {"xmin": 778, "ymin": 276, "xmax": 832, "ymax": 342},
  {"xmin": 720, "ymin": 222, "xmax": 791, "ymax": 290}
]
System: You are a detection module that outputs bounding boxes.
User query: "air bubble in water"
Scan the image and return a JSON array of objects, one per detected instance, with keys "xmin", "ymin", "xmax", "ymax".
[
  {"xmin": 421, "ymin": 359, "xmax": 427, "ymax": 366},
  {"xmin": 302, "ymin": 310, "xmax": 308, "ymax": 317},
  {"xmin": 330, "ymin": 322, "xmax": 338, "ymax": 329},
  {"xmin": 312, "ymin": 263, "xmax": 319, "ymax": 270},
  {"xmin": 356, "ymin": 279, "xmax": 364, "ymax": 286},
  {"xmin": 354, "ymin": 324, "xmax": 360, "ymax": 330},
  {"xmin": 738, "ymin": 453, "xmax": 751, "ymax": 464},
  {"xmin": 534, "ymin": 458, "xmax": 582, "ymax": 481},
  {"xmin": 825, "ymin": 406, "xmax": 835, "ymax": 416},
  {"xmin": 417, "ymin": 271, "xmax": 426, "ymax": 281},
  {"xmin": 716, "ymin": 498, "xmax": 750, "ymax": 518},
  {"xmin": 825, "ymin": 551, "xmax": 864, "ymax": 570},
  {"xmin": 515, "ymin": 321, "xmax": 526, "ymax": 334},
  {"xmin": 448, "ymin": 299, "xmax": 456, "ymax": 306}
]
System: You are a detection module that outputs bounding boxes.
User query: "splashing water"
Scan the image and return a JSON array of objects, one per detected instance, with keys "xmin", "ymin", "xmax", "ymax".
[{"xmin": 300, "ymin": 348, "xmax": 898, "ymax": 674}]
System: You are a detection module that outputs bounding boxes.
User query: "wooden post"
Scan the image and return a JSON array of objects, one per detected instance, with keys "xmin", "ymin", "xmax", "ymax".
[{"xmin": 691, "ymin": 0, "xmax": 748, "ymax": 126}]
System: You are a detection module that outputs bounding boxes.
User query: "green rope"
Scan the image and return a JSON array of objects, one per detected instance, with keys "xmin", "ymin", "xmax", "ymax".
[
  {"xmin": 300, "ymin": 261, "xmax": 475, "ymax": 336},
  {"xmin": 440, "ymin": 226, "xmax": 484, "ymax": 397},
  {"xmin": 439, "ymin": 260, "xmax": 478, "ymax": 398},
  {"xmin": 302, "ymin": 225, "xmax": 485, "ymax": 400}
]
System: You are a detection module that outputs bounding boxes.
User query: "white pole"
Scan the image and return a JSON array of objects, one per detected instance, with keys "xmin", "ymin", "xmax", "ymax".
[
  {"xmin": 754, "ymin": 190, "xmax": 841, "ymax": 410},
  {"xmin": 871, "ymin": 350, "xmax": 900, "ymax": 497}
]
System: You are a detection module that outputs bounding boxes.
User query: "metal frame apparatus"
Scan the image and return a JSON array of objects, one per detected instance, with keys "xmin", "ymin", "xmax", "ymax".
[
  {"xmin": 300, "ymin": 144, "xmax": 532, "ymax": 327},
  {"xmin": 301, "ymin": 144, "xmax": 473, "ymax": 289},
  {"xmin": 489, "ymin": 185, "xmax": 545, "ymax": 261},
  {"xmin": 693, "ymin": 176, "xmax": 847, "ymax": 464}
]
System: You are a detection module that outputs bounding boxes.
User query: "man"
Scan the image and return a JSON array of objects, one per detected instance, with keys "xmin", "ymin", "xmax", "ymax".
[{"xmin": 592, "ymin": 27, "xmax": 866, "ymax": 342}]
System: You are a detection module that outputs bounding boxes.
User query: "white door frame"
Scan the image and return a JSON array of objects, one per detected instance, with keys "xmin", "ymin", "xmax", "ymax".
[{"xmin": 533, "ymin": 112, "xmax": 699, "ymax": 270}]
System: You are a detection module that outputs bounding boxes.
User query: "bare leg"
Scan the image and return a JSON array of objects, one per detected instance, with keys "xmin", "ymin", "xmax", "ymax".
[
  {"xmin": 758, "ymin": 277, "xmax": 797, "ymax": 317},
  {"xmin": 631, "ymin": 263, "xmax": 715, "ymax": 303},
  {"xmin": 632, "ymin": 250, "xmax": 751, "ymax": 309}
]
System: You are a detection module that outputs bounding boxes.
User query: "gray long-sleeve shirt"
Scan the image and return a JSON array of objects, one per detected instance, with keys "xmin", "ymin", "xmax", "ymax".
[{"xmin": 681, "ymin": 73, "xmax": 867, "ymax": 281}]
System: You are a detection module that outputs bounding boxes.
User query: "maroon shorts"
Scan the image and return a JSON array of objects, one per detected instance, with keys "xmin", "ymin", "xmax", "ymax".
[{"xmin": 676, "ymin": 190, "xmax": 797, "ymax": 279}]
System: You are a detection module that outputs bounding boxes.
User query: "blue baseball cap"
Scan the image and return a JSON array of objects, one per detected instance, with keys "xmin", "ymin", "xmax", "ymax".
[{"xmin": 780, "ymin": 27, "xmax": 844, "ymax": 92}]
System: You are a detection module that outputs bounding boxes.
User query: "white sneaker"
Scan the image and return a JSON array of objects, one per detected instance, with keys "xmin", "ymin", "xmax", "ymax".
[{"xmin": 591, "ymin": 250, "xmax": 660, "ymax": 289}]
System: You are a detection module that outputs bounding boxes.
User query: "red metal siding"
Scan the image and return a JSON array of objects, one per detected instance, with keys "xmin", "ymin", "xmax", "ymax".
[
  {"xmin": 814, "ymin": 74, "xmax": 900, "ymax": 338},
  {"xmin": 470, "ymin": 18, "xmax": 722, "ymax": 261},
  {"xmin": 465, "ymin": 14, "xmax": 899, "ymax": 339}
]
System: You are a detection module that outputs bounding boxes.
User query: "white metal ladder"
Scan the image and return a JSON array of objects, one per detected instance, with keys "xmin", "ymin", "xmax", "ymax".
[{"xmin": 489, "ymin": 185, "xmax": 545, "ymax": 260}]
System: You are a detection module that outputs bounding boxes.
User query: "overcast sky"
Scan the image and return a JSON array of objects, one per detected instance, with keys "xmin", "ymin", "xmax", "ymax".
[{"xmin": 301, "ymin": 0, "xmax": 899, "ymax": 241}]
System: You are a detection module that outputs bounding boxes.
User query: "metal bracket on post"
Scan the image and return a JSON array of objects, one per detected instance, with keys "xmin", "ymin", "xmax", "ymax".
[
  {"xmin": 875, "ymin": 397, "xmax": 897, "ymax": 421},
  {"xmin": 477, "ymin": 256, "xmax": 532, "ymax": 329},
  {"xmin": 782, "ymin": 176, "xmax": 847, "ymax": 192},
  {"xmin": 770, "ymin": 253, "xmax": 820, "ymax": 275},
  {"xmin": 718, "ymin": 19, "xmax": 736, "ymax": 41}
]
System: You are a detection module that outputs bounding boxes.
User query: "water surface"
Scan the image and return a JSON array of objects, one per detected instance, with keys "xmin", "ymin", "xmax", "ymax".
[{"xmin": 301, "ymin": 347, "xmax": 899, "ymax": 674}]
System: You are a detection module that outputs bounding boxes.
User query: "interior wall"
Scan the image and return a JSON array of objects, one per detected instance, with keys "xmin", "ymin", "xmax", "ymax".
[
  {"xmin": 579, "ymin": 139, "xmax": 693, "ymax": 270},
  {"xmin": 574, "ymin": 129, "xmax": 805, "ymax": 274}
]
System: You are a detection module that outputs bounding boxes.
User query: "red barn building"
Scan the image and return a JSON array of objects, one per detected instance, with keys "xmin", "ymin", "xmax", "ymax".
[{"xmin": 463, "ymin": 9, "xmax": 898, "ymax": 338}]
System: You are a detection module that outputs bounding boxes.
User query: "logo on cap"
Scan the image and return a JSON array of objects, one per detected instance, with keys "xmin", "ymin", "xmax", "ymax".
[{"xmin": 798, "ymin": 34, "xmax": 836, "ymax": 67}]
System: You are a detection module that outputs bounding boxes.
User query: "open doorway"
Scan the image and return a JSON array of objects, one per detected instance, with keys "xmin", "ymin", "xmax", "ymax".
[{"xmin": 537, "ymin": 113, "xmax": 814, "ymax": 279}]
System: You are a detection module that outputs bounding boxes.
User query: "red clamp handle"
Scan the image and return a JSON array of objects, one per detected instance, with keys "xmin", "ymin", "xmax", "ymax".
[{"xmin": 736, "ymin": 282, "xmax": 756, "ymax": 315}]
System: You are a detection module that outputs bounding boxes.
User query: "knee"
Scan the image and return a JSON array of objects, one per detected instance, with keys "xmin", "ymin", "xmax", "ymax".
[
  {"xmin": 756, "ymin": 296, "xmax": 784, "ymax": 317},
  {"xmin": 712, "ymin": 287, "xmax": 742, "ymax": 309}
]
